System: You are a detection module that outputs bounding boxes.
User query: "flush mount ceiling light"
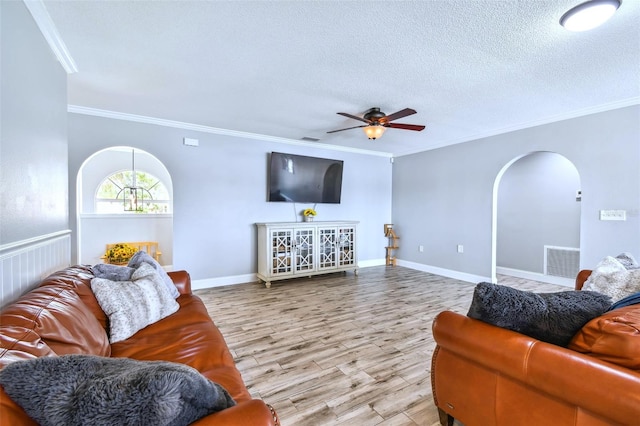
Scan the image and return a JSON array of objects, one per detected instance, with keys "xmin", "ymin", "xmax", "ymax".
[{"xmin": 560, "ymin": 0, "xmax": 621, "ymax": 32}]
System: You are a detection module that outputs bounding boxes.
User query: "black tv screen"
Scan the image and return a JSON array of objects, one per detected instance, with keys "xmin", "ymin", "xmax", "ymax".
[{"xmin": 268, "ymin": 152, "xmax": 343, "ymax": 203}]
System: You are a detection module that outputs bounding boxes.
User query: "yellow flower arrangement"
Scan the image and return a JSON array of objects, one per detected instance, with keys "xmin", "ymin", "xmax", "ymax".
[
  {"xmin": 105, "ymin": 243, "xmax": 137, "ymax": 264},
  {"xmin": 303, "ymin": 208, "xmax": 317, "ymax": 217}
]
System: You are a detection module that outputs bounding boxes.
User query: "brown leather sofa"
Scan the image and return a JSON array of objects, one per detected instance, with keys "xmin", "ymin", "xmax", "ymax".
[
  {"xmin": 0, "ymin": 265, "xmax": 280, "ymax": 425},
  {"xmin": 431, "ymin": 270, "xmax": 640, "ymax": 425}
]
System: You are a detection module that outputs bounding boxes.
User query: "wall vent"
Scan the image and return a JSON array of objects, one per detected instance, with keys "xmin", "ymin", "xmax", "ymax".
[{"xmin": 544, "ymin": 246, "xmax": 580, "ymax": 279}]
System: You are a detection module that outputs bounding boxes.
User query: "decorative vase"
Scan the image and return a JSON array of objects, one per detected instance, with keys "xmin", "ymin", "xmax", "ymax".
[{"xmin": 304, "ymin": 216, "xmax": 314, "ymax": 222}]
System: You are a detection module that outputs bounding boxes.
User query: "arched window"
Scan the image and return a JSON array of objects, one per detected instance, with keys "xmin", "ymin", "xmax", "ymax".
[{"xmin": 96, "ymin": 170, "xmax": 171, "ymax": 214}]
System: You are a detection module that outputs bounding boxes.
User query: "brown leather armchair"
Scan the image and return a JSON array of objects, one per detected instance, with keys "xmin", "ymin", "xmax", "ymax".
[{"xmin": 431, "ymin": 270, "xmax": 640, "ymax": 425}]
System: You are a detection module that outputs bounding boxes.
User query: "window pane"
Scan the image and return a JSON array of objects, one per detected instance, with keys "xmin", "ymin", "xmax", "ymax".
[{"xmin": 96, "ymin": 171, "xmax": 171, "ymax": 214}]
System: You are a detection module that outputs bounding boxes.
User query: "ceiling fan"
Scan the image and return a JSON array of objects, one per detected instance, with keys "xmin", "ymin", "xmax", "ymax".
[{"xmin": 327, "ymin": 107, "xmax": 425, "ymax": 140}]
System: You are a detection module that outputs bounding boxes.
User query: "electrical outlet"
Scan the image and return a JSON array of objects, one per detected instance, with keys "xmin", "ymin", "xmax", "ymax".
[
  {"xmin": 457, "ymin": 245, "xmax": 464, "ymax": 253},
  {"xmin": 419, "ymin": 245, "xmax": 424, "ymax": 252}
]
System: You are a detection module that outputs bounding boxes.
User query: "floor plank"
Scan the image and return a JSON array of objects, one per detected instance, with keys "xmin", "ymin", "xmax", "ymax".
[{"xmin": 196, "ymin": 266, "xmax": 567, "ymax": 426}]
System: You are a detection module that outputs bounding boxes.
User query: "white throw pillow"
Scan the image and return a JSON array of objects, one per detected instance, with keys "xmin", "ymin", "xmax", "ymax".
[
  {"xmin": 91, "ymin": 263, "xmax": 179, "ymax": 343},
  {"xmin": 583, "ymin": 256, "xmax": 640, "ymax": 302}
]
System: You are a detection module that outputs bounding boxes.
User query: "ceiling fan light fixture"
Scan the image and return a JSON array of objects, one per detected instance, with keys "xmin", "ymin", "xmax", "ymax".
[
  {"xmin": 363, "ymin": 125, "xmax": 386, "ymax": 140},
  {"xmin": 560, "ymin": 0, "xmax": 621, "ymax": 32}
]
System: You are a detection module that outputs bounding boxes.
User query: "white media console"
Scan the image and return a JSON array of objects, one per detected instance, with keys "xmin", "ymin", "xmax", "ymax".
[{"xmin": 256, "ymin": 221, "xmax": 358, "ymax": 288}]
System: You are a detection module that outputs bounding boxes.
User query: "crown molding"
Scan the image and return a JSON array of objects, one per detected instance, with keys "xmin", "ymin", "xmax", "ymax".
[
  {"xmin": 67, "ymin": 105, "xmax": 393, "ymax": 158},
  {"xmin": 23, "ymin": 0, "xmax": 77, "ymax": 74},
  {"xmin": 395, "ymin": 97, "xmax": 640, "ymax": 157}
]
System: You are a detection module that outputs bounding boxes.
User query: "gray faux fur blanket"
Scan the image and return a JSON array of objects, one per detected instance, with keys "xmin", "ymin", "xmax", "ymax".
[{"xmin": 0, "ymin": 355, "xmax": 235, "ymax": 426}]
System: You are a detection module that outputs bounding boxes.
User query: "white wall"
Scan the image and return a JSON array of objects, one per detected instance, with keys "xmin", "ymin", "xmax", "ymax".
[
  {"xmin": 68, "ymin": 113, "xmax": 393, "ymax": 281},
  {"xmin": 0, "ymin": 1, "xmax": 71, "ymax": 308},
  {"xmin": 392, "ymin": 105, "xmax": 640, "ymax": 282},
  {"xmin": 79, "ymin": 215, "xmax": 173, "ymax": 266},
  {"xmin": 1, "ymin": 1, "xmax": 68, "ymax": 244}
]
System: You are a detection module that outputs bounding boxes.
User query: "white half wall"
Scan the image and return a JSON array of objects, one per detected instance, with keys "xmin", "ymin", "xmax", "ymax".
[{"xmin": 0, "ymin": 232, "xmax": 71, "ymax": 308}]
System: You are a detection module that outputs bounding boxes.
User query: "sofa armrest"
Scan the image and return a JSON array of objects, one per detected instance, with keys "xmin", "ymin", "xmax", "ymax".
[
  {"xmin": 167, "ymin": 270, "xmax": 192, "ymax": 295},
  {"xmin": 575, "ymin": 269, "xmax": 592, "ymax": 290},
  {"xmin": 190, "ymin": 400, "xmax": 279, "ymax": 426}
]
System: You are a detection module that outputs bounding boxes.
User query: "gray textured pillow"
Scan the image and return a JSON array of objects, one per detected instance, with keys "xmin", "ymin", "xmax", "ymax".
[
  {"xmin": 91, "ymin": 262, "xmax": 179, "ymax": 343},
  {"xmin": 467, "ymin": 282, "xmax": 611, "ymax": 346},
  {"xmin": 0, "ymin": 355, "xmax": 235, "ymax": 426},
  {"xmin": 616, "ymin": 252, "xmax": 639, "ymax": 270},
  {"xmin": 128, "ymin": 250, "xmax": 180, "ymax": 298},
  {"xmin": 91, "ymin": 263, "xmax": 135, "ymax": 281}
]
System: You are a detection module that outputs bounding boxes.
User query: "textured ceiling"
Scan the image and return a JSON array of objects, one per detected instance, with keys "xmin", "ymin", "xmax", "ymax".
[{"xmin": 43, "ymin": 0, "xmax": 640, "ymax": 156}]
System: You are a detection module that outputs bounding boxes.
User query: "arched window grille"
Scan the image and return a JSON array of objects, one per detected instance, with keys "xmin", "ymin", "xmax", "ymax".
[{"xmin": 95, "ymin": 170, "xmax": 170, "ymax": 214}]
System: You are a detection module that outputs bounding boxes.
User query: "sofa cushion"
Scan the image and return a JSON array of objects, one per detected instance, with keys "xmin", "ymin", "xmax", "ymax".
[
  {"xmin": 0, "ymin": 286, "xmax": 110, "ymax": 357},
  {"xmin": 0, "ymin": 354, "xmax": 236, "ymax": 426},
  {"xmin": 91, "ymin": 263, "xmax": 179, "ymax": 343},
  {"xmin": 568, "ymin": 304, "xmax": 640, "ymax": 371},
  {"xmin": 467, "ymin": 282, "xmax": 611, "ymax": 346},
  {"xmin": 582, "ymin": 256, "xmax": 640, "ymax": 302},
  {"xmin": 128, "ymin": 250, "xmax": 180, "ymax": 298},
  {"xmin": 110, "ymin": 294, "xmax": 253, "ymax": 404},
  {"xmin": 38, "ymin": 265, "xmax": 110, "ymax": 331},
  {"xmin": 0, "ymin": 327, "xmax": 56, "ymax": 368}
]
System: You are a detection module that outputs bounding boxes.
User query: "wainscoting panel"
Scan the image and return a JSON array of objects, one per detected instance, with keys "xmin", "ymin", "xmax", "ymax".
[{"xmin": 0, "ymin": 231, "xmax": 71, "ymax": 308}]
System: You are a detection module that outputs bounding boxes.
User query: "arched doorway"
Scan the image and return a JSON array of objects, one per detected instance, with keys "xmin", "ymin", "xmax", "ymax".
[
  {"xmin": 76, "ymin": 147, "xmax": 174, "ymax": 267},
  {"xmin": 492, "ymin": 152, "xmax": 581, "ymax": 286}
]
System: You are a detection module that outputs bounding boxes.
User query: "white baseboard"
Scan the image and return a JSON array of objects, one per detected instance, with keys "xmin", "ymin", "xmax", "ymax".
[
  {"xmin": 191, "ymin": 273, "xmax": 258, "ymax": 290},
  {"xmin": 190, "ymin": 258, "xmax": 495, "ymax": 291},
  {"xmin": 358, "ymin": 258, "xmax": 387, "ymax": 268},
  {"xmin": 496, "ymin": 266, "xmax": 574, "ymax": 288},
  {"xmin": 191, "ymin": 259, "xmax": 388, "ymax": 290},
  {"xmin": 397, "ymin": 259, "xmax": 492, "ymax": 284}
]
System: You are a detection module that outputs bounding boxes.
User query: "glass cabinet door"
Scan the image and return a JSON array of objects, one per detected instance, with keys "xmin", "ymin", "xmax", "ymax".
[
  {"xmin": 318, "ymin": 227, "xmax": 337, "ymax": 270},
  {"xmin": 295, "ymin": 228, "xmax": 315, "ymax": 273},
  {"xmin": 270, "ymin": 229, "xmax": 293, "ymax": 275},
  {"xmin": 338, "ymin": 226, "xmax": 356, "ymax": 267}
]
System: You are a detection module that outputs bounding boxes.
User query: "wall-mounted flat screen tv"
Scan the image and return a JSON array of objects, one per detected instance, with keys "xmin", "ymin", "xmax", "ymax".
[{"xmin": 268, "ymin": 152, "xmax": 343, "ymax": 204}]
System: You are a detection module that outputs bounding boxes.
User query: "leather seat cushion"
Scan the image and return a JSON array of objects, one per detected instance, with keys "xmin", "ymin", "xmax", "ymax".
[{"xmin": 110, "ymin": 294, "xmax": 252, "ymax": 403}]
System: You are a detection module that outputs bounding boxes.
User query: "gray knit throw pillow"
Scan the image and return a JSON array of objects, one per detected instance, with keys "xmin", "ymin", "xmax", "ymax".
[{"xmin": 467, "ymin": 282, "xmax": 611, "ymax": 346}]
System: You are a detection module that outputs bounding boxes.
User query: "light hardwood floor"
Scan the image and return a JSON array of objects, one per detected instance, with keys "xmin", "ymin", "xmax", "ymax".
[{"xmin": 195, "ymin": 266, "xmax": 568, "ymax": 426}]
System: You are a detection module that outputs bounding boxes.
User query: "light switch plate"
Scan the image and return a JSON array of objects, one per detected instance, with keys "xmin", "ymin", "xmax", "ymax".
[{"xmin": 599, "ymin": 210, "xmax": 626, "ymax": 221}]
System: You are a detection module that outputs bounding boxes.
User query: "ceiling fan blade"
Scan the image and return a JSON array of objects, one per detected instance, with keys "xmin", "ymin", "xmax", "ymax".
[
  {"xmin": 337, "ymin": 112, "xmax": 372, "ymax": 124},
  {"xmin": 387, "ymin": 123, "xmax": 425, "ymax": 131},
  {"xmin": 381, "ymin": 108, "xmax": 417, "ymax": 123},
  {"xmin": 327, "ymin": 124, "xmax": 367, "ymax": 134}
]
